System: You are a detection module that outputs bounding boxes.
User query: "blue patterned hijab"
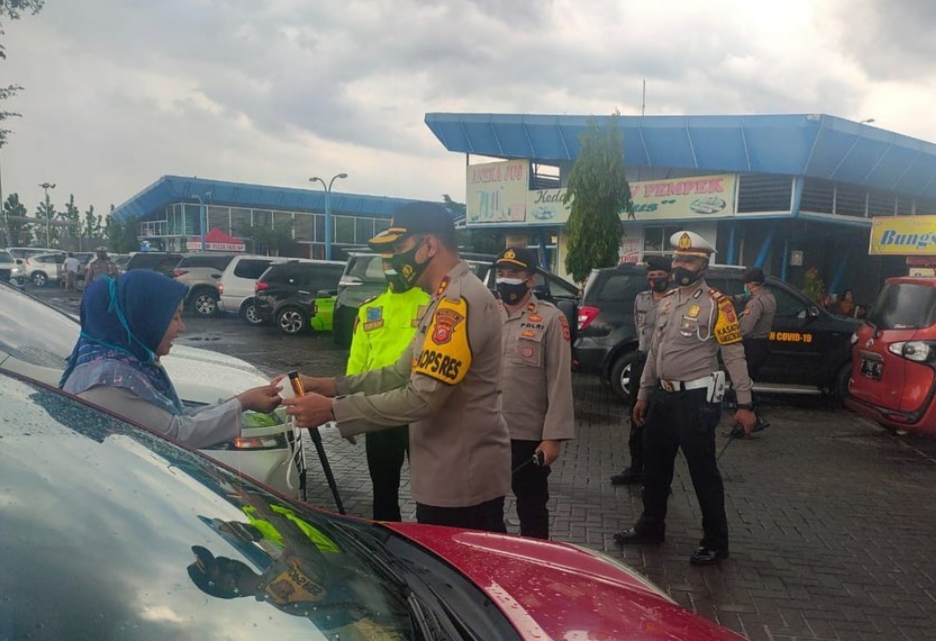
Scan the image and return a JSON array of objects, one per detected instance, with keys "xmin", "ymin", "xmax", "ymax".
[{"xmin": 60, "ymin": 271, "xmax": 190, "ymax": 414}]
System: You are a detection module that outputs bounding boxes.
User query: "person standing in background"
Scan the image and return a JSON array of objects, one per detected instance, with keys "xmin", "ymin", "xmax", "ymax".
[
  {"xmin": 737, "ymin": 267, "xmax": 777, "ymax": 430},
  {"xmin": 346, "ymin": 256, "xmax": 430, "ymax": 521},
  {"xmin": 495, "ymin": 246, "xmax": 574, "ymax": 539},
  {"xmin": 63, "ymin": 252, "xmax": 81, "ymax": 291}
]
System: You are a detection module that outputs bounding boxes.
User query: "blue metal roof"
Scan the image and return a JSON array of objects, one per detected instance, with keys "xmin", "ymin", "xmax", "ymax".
[
  {"xmin": 424, "ymin": 113, "xmax": 936, "ymax": 199},
  {"xmin": 112, "ymin": 175, "xmax": 433, "ymax": 222}
]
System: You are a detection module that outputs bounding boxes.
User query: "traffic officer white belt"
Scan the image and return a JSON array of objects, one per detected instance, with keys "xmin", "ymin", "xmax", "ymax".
[{"xmin": 659, "ymin": 376, "xmax": 710, "ymax": 393}]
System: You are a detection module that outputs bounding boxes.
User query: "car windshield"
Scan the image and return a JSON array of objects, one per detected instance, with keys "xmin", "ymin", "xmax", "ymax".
[
  {"xmin": 0, "ymin": 283, "xmax": 78, "ymax": 369},
  {"xmin": 867, "ymin": 282, "xmax": 936, "ymax": 330},
  {"xmin": 0, "ymin": 372, "xmax": 417, "ymax": 640},
  {"xmin": 0, "ymin": 250, "xmax": 13, "ymax": 263}
]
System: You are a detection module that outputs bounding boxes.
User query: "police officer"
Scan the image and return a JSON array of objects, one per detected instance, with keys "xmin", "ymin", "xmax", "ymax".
[
  {"xmin": 614, "ymin": 231, "xmax": 757, "ymax": 565},
  {"xmin": 495, "ymin": 246, "xmax": 574, "ymax": 539},
  {"xmin": 610, "ymin": 255, "xmax": 671, "ymax": 486},
  {"xmin": 735, "ymin": 266, "xmax": 777, "ymax": 430},
  {"xmin": 346, "ymin": 256, "xmax": 430, "ymax": 522},
  {"xmin": 282, "ymin": 202, "xmax": 511, "ymax": 533}
]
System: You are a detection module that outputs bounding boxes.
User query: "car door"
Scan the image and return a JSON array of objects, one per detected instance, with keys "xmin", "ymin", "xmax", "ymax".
[{"xmin": 758, "ymin": 284, "xmax": 824, "ymax": 386}]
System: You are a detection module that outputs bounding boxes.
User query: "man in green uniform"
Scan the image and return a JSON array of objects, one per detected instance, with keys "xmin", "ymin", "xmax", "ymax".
[
  {"xmin": 283, "ymin": 203, "xmax": 511, "ymax": 532},
  {"xmin": 346, "ymin": 257, "xmax": 429, "ymax": 521}
]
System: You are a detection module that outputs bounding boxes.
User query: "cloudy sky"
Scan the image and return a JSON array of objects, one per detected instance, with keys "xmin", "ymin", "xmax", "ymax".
[{"xmin": 2, "ymin": 0, "xmax": 935, "ymax": 214}]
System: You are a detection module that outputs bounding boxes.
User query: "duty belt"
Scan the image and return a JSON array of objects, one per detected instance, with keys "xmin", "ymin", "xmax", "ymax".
[{"xmin": 659, "ymin": 376, "xmax": 710, "ymax": 393}]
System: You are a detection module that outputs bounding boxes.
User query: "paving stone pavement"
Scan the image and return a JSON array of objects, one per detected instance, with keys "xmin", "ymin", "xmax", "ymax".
[{"xmin": 35, "ymin": 298, "xmax": 936, "ymax": 641}]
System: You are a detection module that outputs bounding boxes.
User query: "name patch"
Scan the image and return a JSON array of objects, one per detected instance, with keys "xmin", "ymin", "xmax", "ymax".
[{"xmin": 713, "ymin": 296, "xmax": 742, "ymax": 345}]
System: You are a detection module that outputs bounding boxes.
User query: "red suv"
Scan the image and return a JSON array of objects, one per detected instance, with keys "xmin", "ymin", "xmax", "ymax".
[{"xmin": 847, "ymin": 277, "xmax": 936, "ymax": 436}]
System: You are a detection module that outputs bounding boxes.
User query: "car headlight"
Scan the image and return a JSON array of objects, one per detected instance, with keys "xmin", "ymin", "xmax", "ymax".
[{"xmin": 888, "ymin": 341, "xmax": 936, "ymax": 363}]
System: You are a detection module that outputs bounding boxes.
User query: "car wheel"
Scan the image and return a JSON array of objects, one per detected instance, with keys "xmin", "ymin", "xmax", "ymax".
[
  {"xmin": 242, "ymin": 300, "xmax": 264, "ymax": 325},
  {"xmin": 276, "ymin": 307, "xmax": 307, "ymax": 335},
  {"xmin": 191, "ymin": 289, "xmax": 219, "ymax": 317},
  {"xmin": 832, "ymin": 362, "xmax": 852, "ymax": 405},
  {"xmin": 32, "ymin": 272, "xmax": 47, "ymax": 287},
  {"xmin": 609, "ymin": 351, "xmax": 640, "ymax": 401}
]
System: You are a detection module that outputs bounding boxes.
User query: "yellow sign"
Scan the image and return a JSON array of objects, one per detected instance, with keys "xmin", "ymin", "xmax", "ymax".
[
  {"xmin": 770, "ymin": 331, "xmax": 814, "ymax": 344},
  {"xmin": 869, "ymin": 215, "xmax": 936, "ymax": 255}
]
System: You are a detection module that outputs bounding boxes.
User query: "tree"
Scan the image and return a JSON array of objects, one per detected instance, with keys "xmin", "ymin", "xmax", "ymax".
[
  {"xmin": 2, "ymin": 192, "xmax": 29, "ymax": 245},
  {"xmin": 104, "ymin": 213, "xmax": 139, "ymax": 253},
  {"xmin": 105, "ymin": 214, "xmax": 123, "ymax": 253},
  {"xmin": 81, "ymin": 204, "xmax": 102, "ymax": 241},
  {"xmin": 60, "ymin": 193, "xmax": 80, "ymax": 245},
  {"xmin": 236, "ymin": 220, "xmax": 294, "ymax": 255},
  {"xmin": 0, "ymin": 0, "xmax": 44, "ymax": 147},
  {"xmin": 562, "ymin": 114, "xmax": 633, "ymax": 283},
  {"xmin": 34, "ymin": 196, "xmax": 56, "ymax": 246}
]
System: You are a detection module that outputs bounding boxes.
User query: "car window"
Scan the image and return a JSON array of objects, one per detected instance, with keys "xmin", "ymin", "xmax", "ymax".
[
  {"xmin": 307, "ymin": 265, "xmax": 343, "ymax": 291},
  {"xmin": 868, "ymin": 282, "xmax": 936, "ymax": 330},
  {"xmin": 0, "ymin": 251, "xmax": 13, "ymax": 262},
  {"xmin": 767, "ymin": 285, "xmax": 809, "ymax": 318},
  {"xmin": 233, "ymin": 258, "xmax": 275, "ymax": 279},
  {"xmin": 594, "ymin": 272, "xmax": 646, "ymax": 303},
  {"xmin": 262, "ymin": 264, "xmax": 300, "ymax": 284},
  {"xmin": 346, "ymin": 255, "xmax": 386, "ymax": 283},
  {"xmin": 179, "ymin": 254, "xmax": 236, "ymax": 270},
  {"xmin": 540, "ymin": 272, "xmax": 579, "ymax": 298}
]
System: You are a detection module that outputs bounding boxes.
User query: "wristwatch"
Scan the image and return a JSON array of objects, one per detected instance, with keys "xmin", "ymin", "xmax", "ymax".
[{"xmin": 736, "ymin": 403, "xmax": 755, "ymax": 411}]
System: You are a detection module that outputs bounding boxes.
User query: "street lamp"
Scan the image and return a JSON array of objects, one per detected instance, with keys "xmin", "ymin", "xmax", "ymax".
[
  {"xmin": 38, "ymin": 182, "xmax": 56, "ymax": 247},
  {"xmin": 192, "ymin": 190, "xmax": 212, "ymax": 252},
  {"xmin": 308, "ymin": 173, "xmax": 347, "ymax": 260}
]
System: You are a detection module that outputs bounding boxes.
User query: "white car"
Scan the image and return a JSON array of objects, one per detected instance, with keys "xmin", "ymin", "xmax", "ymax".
[{"xmin": 0, "ymin": 282, "xmax": 306, "ymax": 497}]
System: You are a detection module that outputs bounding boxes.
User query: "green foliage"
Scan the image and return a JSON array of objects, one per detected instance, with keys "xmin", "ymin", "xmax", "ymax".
[
  {"xmin": 237, "ymin": 220, "xmax": 294, "ymax": 255},
  {"xmin": 61, "ymin": 193, "xmax": 80, "ymax": 236},
  {"xmin": 2, "ymin": 192, "xmax": 29, "ymax": 245},
  {"xmin": 562, "ymin": 114, "xmax": 632, "ymax": 283},
  {"xmin": 104, "ymin": 215, "xmax": 140, "ymax": 254},
  {"xmin": 33, "ymin": 197, "xmax": 57, "ymax": 246},
  {"xmin": 82, "ymin": 204, "xmax": 102, "ymax": 240},
  {"xmin": 803, "ymin": 266, "xmax": 825, "ymax": 302}
]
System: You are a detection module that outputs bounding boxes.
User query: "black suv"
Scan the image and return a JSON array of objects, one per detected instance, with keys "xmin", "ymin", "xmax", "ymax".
[
  {"xmin": 254, "ymin": 260, "xmax": 345, "ymax": 335},
  {"xmin": 125, "ymin": 251, "xmax": 184, "ymax": 278},
  {"xmin": 575, "ymin": 263, "xmax": 861, "ymax": 400},
  {"xmin": 331, "ymin": 252, "xmax": 581, "ymax": 347}
]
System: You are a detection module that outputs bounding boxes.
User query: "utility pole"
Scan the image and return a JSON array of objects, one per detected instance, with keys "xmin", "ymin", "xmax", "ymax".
[
  {"xmin": 309, "ymin": 173, "xmax": 348, "ymax": 260},
  {"xmin": 39, "ymin": 182, "xmax": 56, "ymax": 247}
]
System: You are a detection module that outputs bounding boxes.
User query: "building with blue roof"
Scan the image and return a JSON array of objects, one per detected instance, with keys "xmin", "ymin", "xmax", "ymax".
[
  {"xmin": 111, "ymin": 175, "xmax": 438, "ymax": 259},
  {"xmin": 425, "ymin": 112, "xmax": 933, "ymax": 304}
]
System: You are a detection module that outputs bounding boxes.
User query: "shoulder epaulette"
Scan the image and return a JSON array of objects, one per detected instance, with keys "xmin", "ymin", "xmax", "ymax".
[
  {"xmin": 361, "ymin": 294, "xmax": 379, "ymax": 306},
  {"xmin": 707, "ymin": 287, "xmax": 725, "ymax": 300}
]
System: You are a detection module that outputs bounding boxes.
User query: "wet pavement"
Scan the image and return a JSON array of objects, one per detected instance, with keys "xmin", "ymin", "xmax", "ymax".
[{"xmin": 34, "ymin": 287, "xmax": 936, "ymax": 641}]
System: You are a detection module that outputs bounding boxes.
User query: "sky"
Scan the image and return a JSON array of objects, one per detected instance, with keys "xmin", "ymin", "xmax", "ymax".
[{"xmin": 2, "ymin": 0, "xmax": 935, "ymax": 215}]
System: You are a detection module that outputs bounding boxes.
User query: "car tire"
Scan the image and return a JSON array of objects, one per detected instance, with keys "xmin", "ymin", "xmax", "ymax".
[
  {"xmin": 190, "ymin": 288, "xmax": 219, "ymax": 317},
  {"xmin": 276, "ymin": 307, "xmax": 308, "ymax": 336},
  {"xmin": 609, "ymin": 351, "xmax": 640, "ymax": 401},
  {"xmin": 832, "ymin": 361, "xmax": 852, "ymax": 405},
  {"xmin": 32, "ymin": 272, "xmax": 48, "ymax": 287},
  {"xmin": 242, "ymin": 299, "xmax": 264, "ymax": 326}
]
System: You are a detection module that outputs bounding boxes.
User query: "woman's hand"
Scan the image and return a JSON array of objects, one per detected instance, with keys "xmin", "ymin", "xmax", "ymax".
[{"xmin": 237, "ymin": 384, "xmax": 283, "ymax": 413}]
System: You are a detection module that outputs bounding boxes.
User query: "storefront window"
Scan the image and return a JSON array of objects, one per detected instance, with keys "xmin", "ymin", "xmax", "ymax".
[
  {"xmin": 207, "ymin": 206, "xmax": 230, "ymax": 234},
  {"xmin": 643, "ymin": 226, "xmax": 681, "ymax": 254},
  {"xmin": 231, "ymin": 208, "xmax": 251, "ymax": 236},
  {"xmin": 315, "ymin": 215, "xmax": 325, "ymax": 242},
  {"xmin": 355, "ymin": 217, "xmax": 373, "ymax": 244},
  {"xmin": 251, "ymin": 209, "xmax": 271, "ymax": 228},
  {"xmin": 335, "ymin": 216, "xmax": 355, "ymax": 244},
  {"xmin": 274, "ymin": 211, "xmax": 294, "ymax": 237},
  {"xmin": 294, "ymin": 212, "xmax": 313, "ymax": 242}
]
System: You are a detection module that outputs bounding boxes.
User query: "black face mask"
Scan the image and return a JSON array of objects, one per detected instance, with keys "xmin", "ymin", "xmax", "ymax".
[
  {"xmin": 389, "ymin": 239, "xmax": 429, "ymax": 290},
  {"xmin": 496, "ymin": 278, "xmax": 530, "ymax": 305},
  {"xmin": 672, "ymin": 266, "xmax": 704, "ymax": 287},
  {"xmin": 384, "ymin": 269, "xmax": 412, "ymax": 293},
  {"xmin": 648, "ymin": 276, "xmax": 669, "ymax": 293}
]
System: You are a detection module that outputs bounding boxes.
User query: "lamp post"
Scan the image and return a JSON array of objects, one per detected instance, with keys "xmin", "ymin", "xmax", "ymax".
[
  {"xmin": 308, "ymin": 173, "xmax": 347, "ymax": 260},
  {"xmin": 38, "ymin": 182, "xmax": 56, "ymax": 247},
  {"xmin": 192, "ymin": 190, "xmax": 212, "ymax": 252}
]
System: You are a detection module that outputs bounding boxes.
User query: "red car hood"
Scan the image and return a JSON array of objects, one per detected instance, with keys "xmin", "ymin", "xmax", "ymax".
[{"xmin": 384, "ymin": 522, "xmax": 746, "ymax": 641}]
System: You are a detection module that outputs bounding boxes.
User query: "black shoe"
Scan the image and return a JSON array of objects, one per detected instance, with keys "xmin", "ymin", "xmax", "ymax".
[
  {"xmin": 610, "ymin": 468, "xmax": 643, "ymax": 485},
  {"xmin": 613, "ymin": 528, "xmax": 665, "ymax": 545},
  {"xmin": 689, "ymin": 546, "xmax": 728, "ymax": 565}
]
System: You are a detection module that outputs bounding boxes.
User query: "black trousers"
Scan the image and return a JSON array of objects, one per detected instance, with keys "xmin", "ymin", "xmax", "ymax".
[
  {"xmin": 637, "ymin": 387, "xmax": 728, "ymax": 550},
  {"xmin": 415, "ymin": 496, "xmax": 507, "ymax": 533},
  {"xmin": 744, "ymin": 337, "xmax": 771, "ymax": 413},
  {"xmin": 511, "ymin": 439, "xmax": 551, "ymax": 539},
  {"xmin": 365, "ymin": 426, "xmax": 409, "ymax": 522},
  {"xmin": 626, "ymin": 353, "xmax": 647, "ymax": 472}
]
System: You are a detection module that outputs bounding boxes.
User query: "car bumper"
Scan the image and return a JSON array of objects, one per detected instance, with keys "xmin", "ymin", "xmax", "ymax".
[
  {"xmin": 573, "ymin": 339, "xmax": 610, "ymax": 375},
  {"xmin": 845, "ymin": 395, "xmax": 936, "ymax": 436}
]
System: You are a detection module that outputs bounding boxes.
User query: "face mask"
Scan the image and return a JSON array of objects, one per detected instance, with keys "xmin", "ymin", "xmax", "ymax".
[
  {"xmin": 496, "ymin": 277, "xmax": 530, "ymax": 305},
  {"xmin": 389, "ymin": 239, "xmax": 429, "ymax": 290},
  {"xmin": 384, "ymin": 268, "xmax": 411, "ymax": 293},
  {"xmin": 648, "ymin": 276, "xmax": 669, "ymax": 293},
  {"xmin": 672, "ymin": 266, "xmax": 704, "ymax": 287}
]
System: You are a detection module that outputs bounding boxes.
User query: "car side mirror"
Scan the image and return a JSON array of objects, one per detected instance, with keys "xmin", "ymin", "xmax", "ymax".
[{"xmin": 317, "ymin": 289, "xmax": 338, "ymax": 298}]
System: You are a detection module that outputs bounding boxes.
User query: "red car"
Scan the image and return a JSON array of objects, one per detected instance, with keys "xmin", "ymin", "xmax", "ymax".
[
  {"xmin": 847, "ymin": 277, "xmax": 936, "ymax": 436},
  {"xmin": 0, "ymin": 368, "xmax": 745, "ymax": 641}
]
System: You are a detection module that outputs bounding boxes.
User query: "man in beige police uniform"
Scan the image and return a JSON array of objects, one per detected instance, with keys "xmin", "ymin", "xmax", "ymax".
[
  {"xmin": 282, "ymin": 202, "xmax": 511, "ymax": 532},
  {"xmin": 495, "ymin": 246, "xmax": 574, "ymax": 539},
  {"xmin": 615, "ymin": 231, "xmax": 757, "ymax": 565}
]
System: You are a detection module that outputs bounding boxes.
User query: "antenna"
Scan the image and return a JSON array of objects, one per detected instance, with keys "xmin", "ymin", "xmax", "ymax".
[{"xmin": 641, "ymin": 79, "xmax": 646, "ymax": 116}]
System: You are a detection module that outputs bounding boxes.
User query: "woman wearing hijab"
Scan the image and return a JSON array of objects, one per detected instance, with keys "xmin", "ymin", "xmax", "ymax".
[{"xmin": 60, "ymin": 270, "xmax": 282, "ymax": 448}]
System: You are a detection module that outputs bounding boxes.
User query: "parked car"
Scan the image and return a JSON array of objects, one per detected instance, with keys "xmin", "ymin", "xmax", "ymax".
[
  {"xmin": 0, "ymin": 281, "xmax": 306, "ymax": 497},
  {"xmin": 846, "ymin": 277, "xmax": 936, "ymax": 436},
  {"xmin": 332, "ymin": 252, "xmax": 579, "ymax": 347},
  {"xmin": 5, "ymin": 246, "xmax": 62, "ymax": 264},
  {"xmin": 172, "ymin": 253, "xmax": 238, "ymax": 317},
  {"xmin": 0, "ymin": 249, "xmax": 25, "ymax": 288},
  {"xmin": 124, "ymin": 250, "xmax": 185, "ymax": 277},
  {"xmin": 24, "ymin": 251, "xmax": 95, "ymax": 287},
  {"xmin": 0, "ymin": 367, "xmax": 747, "ymax": 641},
  {"xmin": 575, "ymin": 263, "xmax": 860, "ymax": 400},
  {"xmin": 254, "ymin": 259, "xmax": 345, "ymax": 335},
  {"xmin": 218, "ymin": 254, "xmax": 291, "ymax": 324},
  {"xmin": 312, "ymin": 294, "xmax": 336, "ymax": 331}
]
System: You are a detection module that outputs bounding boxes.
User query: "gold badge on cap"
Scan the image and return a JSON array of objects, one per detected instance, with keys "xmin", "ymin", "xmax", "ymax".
[
  {"xmin": 678, "ymin": 233, "xmax": 692, "ymax": 250},
  {"xmin": 504, "ymin": 249, "xmax": 516, "ymax": 260}
]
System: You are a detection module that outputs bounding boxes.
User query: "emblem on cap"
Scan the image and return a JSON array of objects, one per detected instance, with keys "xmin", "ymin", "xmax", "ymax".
[
  {"xmin": 504, "ymin": 249, "xmax": 516, "ymax": 260},
  {"xmin": 678, "ymin": 233, "xmax": 692, "ymax": 250}
]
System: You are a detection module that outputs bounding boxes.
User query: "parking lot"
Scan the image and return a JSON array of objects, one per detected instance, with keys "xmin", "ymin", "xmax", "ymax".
[{"xmin": 36, "ymin": 287, "xmax": 936, "ymax": 641}]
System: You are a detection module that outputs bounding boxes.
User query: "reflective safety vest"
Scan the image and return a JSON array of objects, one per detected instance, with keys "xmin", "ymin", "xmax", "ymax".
[{"xmin": 346, "ymin": 286, "xmax": 430, "ymax": 375}]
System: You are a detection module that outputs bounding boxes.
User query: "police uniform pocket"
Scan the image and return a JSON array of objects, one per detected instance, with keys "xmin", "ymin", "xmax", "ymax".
[
  {"xmin": 512, "ymin": 333, "xmax": 544, "ymax": 367},
  {"xmin": 697, "ymin": 402, "xmax": 722, "ymax": 433}
]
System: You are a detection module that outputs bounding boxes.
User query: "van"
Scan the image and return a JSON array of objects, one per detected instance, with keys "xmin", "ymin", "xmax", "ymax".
[
  {"xmin": 217, "ymin": 255, "xmax": 290, "ymax": 324},
  {"xmin": 846, "ymin": 277, "xmax": 936, "ymax": 436}
]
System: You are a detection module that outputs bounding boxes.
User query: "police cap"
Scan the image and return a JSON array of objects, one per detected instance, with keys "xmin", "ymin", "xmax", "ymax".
[
  {"xmin": 368, "ymin": 202, "xmax": 455, "ymax": 251},
  {"xmin": 670, "ymin": 230, "xmax": 717, "ymax": 259},
  {"xmin": 741, "ymin": 266, "xmax": 766, "ymax": 284},
  {"xmin": 495, "ymin": 246, "xmax": 538, "ymax": 272},
  {"xmin": 644, "ymin": 255, "xmax": 672, "ymax": 273}
]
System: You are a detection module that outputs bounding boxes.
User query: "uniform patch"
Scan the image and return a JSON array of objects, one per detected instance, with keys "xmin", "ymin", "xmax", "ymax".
[
  {"xmin": 559, "ymin": 314, "xmax": 571, "ymax": 342},
  {"xmin": 526, "ymin": 303, "xmax": 536, "ymax": 312},
  {"xmin": 520, "ymin": 345, "xmax": 535, "ymax": 358},
  {"xmin": 435, "ymin": 277, "xmax": 450, "ymax": 297},
  {"xmin": 521, "ymin": 329, "xmax": 537, "ymax": 338},
  {"xmin": 366, "ymin": 306, "xmax": 383, "ymax": 322},
  {"xmin": 363, "ymin": 319, "xmax": 384, "ymax": 332},
  {"xmin": 687, "ymin": 305, "xmax": 700, "ymax": 318},
  {"xmin": 713, "ymin": 294, "xmax": 742, "ymax": 345},
  {"xmin": 528, "ymin": 313, "xmax": 543, "ymax": 323},
  {"xmin": 415, "ymin": 297, "xmax": 472, "ymax": 385}
]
